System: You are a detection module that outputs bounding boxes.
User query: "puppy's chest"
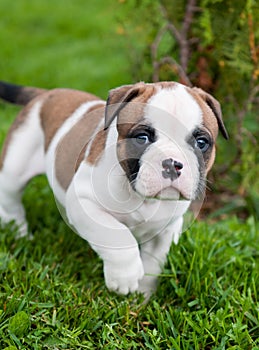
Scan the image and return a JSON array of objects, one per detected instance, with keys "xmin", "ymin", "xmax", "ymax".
[{"xmin": 113, "ymin": 200, "xmax": 189, "ymax": 240}]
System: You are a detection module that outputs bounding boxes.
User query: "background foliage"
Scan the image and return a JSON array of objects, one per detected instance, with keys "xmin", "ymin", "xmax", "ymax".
[{"xmin": 118, "ymin": 0, "xmax": 259, "ymax": 219}]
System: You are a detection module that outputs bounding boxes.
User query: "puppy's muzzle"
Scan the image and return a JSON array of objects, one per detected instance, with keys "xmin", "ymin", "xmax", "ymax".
[{"xmin": 162, "ymin": 158, "xmax": 183, "ymax": 181}]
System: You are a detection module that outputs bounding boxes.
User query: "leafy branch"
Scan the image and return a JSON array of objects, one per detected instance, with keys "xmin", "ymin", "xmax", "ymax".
[{"xmin": 151, "ymin": 0, "xmax": 198, "ymax": 85}]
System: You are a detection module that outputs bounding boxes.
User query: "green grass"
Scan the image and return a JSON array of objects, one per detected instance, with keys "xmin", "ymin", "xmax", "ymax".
[
  {"xmin": 1, "ymin": 1, "xmax": 259, "ymax": 349},
  {"xmin": 1, "ymin": 213, "xmax": 259, "ymax": 349},
  {"xmin": 0, "ymin": 0, "xmax": 132, "ymax": 98}
]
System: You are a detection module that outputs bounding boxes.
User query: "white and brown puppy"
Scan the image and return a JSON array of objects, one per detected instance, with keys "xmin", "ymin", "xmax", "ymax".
[{"xmin": 0, "ymin": 81, "xmax": 228, "ymax": 296}]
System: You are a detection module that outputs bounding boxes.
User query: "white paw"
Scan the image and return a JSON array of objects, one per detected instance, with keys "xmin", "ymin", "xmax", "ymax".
[
  {"xmin": 15, "ymin": 221, "xmax": 30, "ymax": 239},
  {"xmin": 0, "ymin": 204, "xmax": 29, "ymax": 238},
  {"xmin": 137, "ymin": 275, "xmax": 159, "ymax": 301},
  {"xmin": 104, "ymin": 252, "xmax": 144, "ymax": 295}
]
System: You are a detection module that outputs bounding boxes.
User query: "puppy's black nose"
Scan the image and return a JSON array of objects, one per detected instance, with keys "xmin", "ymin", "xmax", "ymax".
[{"xmin": 162, "ymin": 158, "xmax": 183, "ymax": 181}]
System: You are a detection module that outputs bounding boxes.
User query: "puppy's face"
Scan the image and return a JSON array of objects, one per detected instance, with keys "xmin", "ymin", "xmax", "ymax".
[{"xmin": 105, "ymin": 82, "xmax": 228, "ymax": 201}]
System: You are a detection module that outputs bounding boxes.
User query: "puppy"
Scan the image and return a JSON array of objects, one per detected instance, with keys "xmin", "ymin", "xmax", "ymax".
[{"xmin": 0, "ymin": 81, "xmax": 228, "ymax": 297}]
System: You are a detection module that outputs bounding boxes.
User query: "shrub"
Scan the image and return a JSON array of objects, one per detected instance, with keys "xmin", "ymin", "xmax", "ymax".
[{"xmin": 118, "ymin": 0, "xmax": 259, "ymax": 218}]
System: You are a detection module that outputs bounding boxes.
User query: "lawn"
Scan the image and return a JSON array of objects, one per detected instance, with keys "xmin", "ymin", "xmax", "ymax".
[{"xmin": 0, "ymin": 1, "xmax": 259, "ymax": 349}]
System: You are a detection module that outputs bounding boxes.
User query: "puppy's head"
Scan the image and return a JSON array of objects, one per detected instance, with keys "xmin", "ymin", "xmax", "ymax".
[{"xmin": 105, "ymin": 82, "xmax": 228, "ymax": 201}]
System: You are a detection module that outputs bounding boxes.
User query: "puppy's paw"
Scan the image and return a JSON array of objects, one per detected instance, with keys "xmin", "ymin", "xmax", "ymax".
[
  {"xmin": 0, "ymin": 201, "xmax": 29, "ymax": 237},
  {"xmin": 104, "ymin": 250, "xmax": 144, "ymax": 295},
  {"xmin": 137, "ymin": 275, "xmax": 159, "ymax": 302},
  {"xmin": 0, "ymin": 208, "xmax": 29, "ymax": 239}
]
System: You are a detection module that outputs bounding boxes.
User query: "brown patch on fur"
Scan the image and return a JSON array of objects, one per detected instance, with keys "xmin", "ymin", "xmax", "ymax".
[
  {"xmin": 156, "ymin": 81, "xmax": 176, "ymax": 90},
  {"xmin": 103, "ymin": 83, "xmax": 159, "ymax": 180},
  {"xmin": 40, "ymin": 89, "xmax": 101, "ymax": 150},
  {"xmin": 75, "ymin": 144, "xmax": 87, "ymax": 172},
  {"xmin": 206, "ymin": 147, "xmax": 216, "ymax": 173},
  {"xmin": 115, "ymin": 85, "xmax": 162, "ymax": 180},
  {"xmin": 87, "ymin": 128, "xmax": 108, "ymax": 165},
  {"xmin": 116, "ymin": 84, "xmax": 156, "ymax": 136},
  {"xmin": 116, "ymin": 137, "xmax": 135, "ymax": 182},
  {"xmin": 188, "ymin": 87, "xmax": 219, "ymax": 140},
  {"xmin": 193, "ymin": 88, "xmax": 228, "ymax": 139},
  {"xmin": 87, "ymin": 82, "xmax": 161, "ymax": 181},
  {"xmin": 189, "ymin": 87, "xmax": 228, "ymax": 140},
  {"xmin": 55, "ymin": 103, "xmax": 105, "ymax": 190},
  {"xmin": 105, "ymin": 82, "xmax": 157, "ymax": 129},
  {"xmin": 187, "ymin": 87, "xmax": 221, "ymax": 172}
]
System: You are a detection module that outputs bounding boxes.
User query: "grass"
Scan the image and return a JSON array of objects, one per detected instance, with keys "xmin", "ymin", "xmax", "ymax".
[
  {"xmin": 1, "ymin": 212, "xmax": 259, "ymax": 349},
  {"xmin": 0, "ymin": 1, "xmax": 259, "ymax": 349},
  {"xmin": 0, "ymin": 0, "xmax": 132, "ymax": 97}
]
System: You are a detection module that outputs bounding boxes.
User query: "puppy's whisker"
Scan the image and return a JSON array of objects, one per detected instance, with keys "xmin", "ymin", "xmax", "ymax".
[{"xmin": 206, "ymin": 178, "xmax": 213, "ymax": 186}]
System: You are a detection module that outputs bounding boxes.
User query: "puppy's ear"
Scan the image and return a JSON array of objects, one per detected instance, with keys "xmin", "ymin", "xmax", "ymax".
[
  {"xmin": 104, "ymin": 82, "xmax": 145, "ymax": 129},
  {"xmin": 192, "ymin": 87, "xmax": 229, "ymax": 139}
]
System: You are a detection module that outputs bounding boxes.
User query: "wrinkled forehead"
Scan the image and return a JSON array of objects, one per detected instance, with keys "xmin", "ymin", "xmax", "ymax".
[
  {"xmin": 115, "ymin": 83, "xmax": 219, "ymax": 140},
  {"xmin": 144, "ymin": 84, "xmax": 203, "ymax": 139}
]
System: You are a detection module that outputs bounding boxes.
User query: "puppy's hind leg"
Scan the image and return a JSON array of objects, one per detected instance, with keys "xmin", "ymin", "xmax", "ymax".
[{"xmin": 0, "ymin": 101, "xmax": 45, "ymax": 237}]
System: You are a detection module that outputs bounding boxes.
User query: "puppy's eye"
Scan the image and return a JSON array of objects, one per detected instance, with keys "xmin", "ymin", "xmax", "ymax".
[
  {"xmin": 195, "ymin": 137, "xmax": 210, "ymax": 152},
  {"xmin": 135, "ymin": 133, "xmax": 150, "ymax": 145},
  {"xmin": 129, "ymin": 126, "xmax": 156, "ymax": 145}
]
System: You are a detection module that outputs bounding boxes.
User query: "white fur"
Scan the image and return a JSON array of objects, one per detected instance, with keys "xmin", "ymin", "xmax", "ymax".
[
  {"xmin": 146, "ymin": 84, "xmax": 202, "ymax": 134},
  {"xmin": 134, "ymin": 84, "xmax": 203, "ymax": 200},
  {"xmin": 65, "ymin": 115, "xmax": 191, "ymax": 295},
  {"xmin": 0, "ymin": 101, "xmax": 44, "ymax": 236},
  {"xmin": 65, "ymin": 158, "xmax": 189, "ymax": 295}
]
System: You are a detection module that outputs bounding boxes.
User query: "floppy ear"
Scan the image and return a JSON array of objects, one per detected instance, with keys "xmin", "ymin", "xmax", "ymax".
[
  {"xmin": 192, "ymin": 87, "xmax": 229, "ymax": 140},
  {"xmin": 104, "ymin": 82, "xmax": 145, "ymax": 129}
]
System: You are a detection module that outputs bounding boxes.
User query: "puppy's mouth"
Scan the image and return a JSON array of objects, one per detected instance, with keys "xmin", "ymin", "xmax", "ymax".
[
  {"xmin": 132, "ymin": 177, "xmax": 191, "ymax": 201},
  {"xmin": 154, "ymin": 187, "xmax": 188, "ymax": 201}
]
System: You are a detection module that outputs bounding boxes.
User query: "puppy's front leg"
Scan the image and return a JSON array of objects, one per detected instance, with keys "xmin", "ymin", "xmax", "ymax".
[
  {"xmin": 138, "ymin": 217, "xmax": 183, "ymax": 298},
  {"xmin": 65, "ymin": 182, "xmax": 144, "ymax": 295}
]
